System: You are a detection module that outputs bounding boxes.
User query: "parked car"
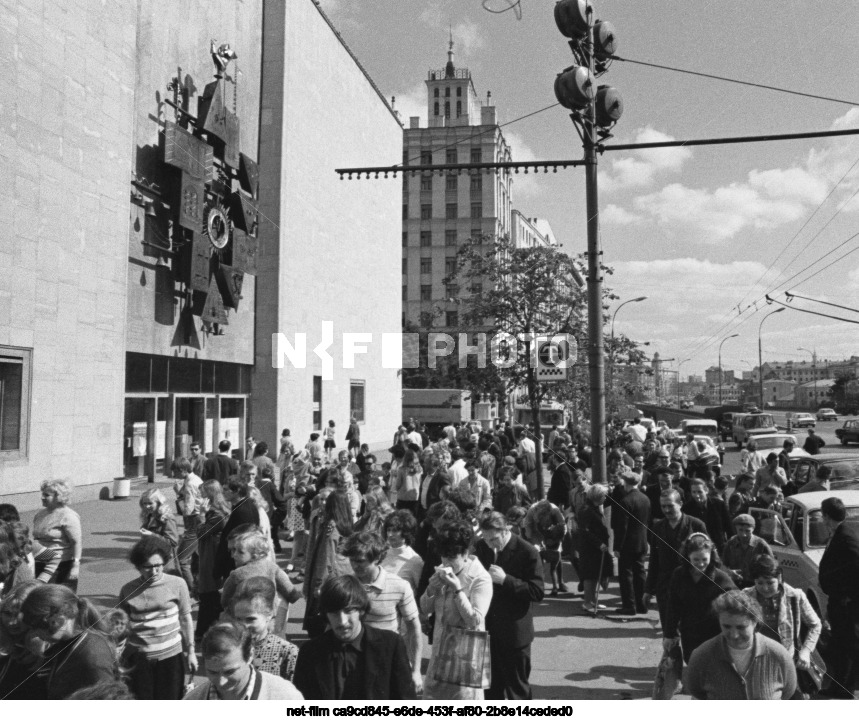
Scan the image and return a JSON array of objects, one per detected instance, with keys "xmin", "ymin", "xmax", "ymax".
[
  {"xmin": 816, "ymin": 408, "xmax": 838, "ymax": 421},
  {"xmin": 790, "ymin": 454, "xmax": 859, "ymax": 491},
  {"xmin": 786, "ymin": 412, "xmax": 816, "ymax": 428},
  {"xmin": 754, "ymin": 433, "xmax": 810, "ymax": 457},
  {"xmin": 748, "ymin": 490, "xmax": 859, "ymax": 620},
  {"xmin": 835, "ymin": 419, "xmax": 859, "ymax": 445}
]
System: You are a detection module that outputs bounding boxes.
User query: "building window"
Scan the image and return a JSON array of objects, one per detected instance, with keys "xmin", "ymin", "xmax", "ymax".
[
  {"xmin": 456, "ymin": 101, "xmax": 462, "ymax": 117},
  {"xmin": 446, "ymin": 284, "xmax": 459, "ymax": 296},
  {"xmin": 420, "ymin": 231, "xmax": 432, "ymax": 247},
  {"xmin": 446, "ymin": 149, "xmax": 457, "ymax": 164},
  {"xmin": 457, "ymin": 87, "xmax": 462, "ymax": 97},
  {"xmin": 434, "ymin": 88, "xmax": 439, "ymax": 98},
  {"xmin": 402, "ymin": 285, "xmax": 408, "ymax": 301},
  {"xmin": 470, "ymin": 175, "xmax": 482, "ymax": 192},
  {"xmin": 420, "ymin": 257, "xmax": 432, "ymax": 274},
  {"xmin": 402, "ymin": 232, "xmax": 408, "ymax": 247},
  {"xmin": 446, "ymin": 311, "xmax": 458, "ymax": 327},
  {"xmin": 419, "ymin": 311, "xmax": 433, "ymax": 328},
  {"xmin": 402, "ymin": 205, "xmax": 408, "ymax": 220},
  {"xmin": 420, "ymin": 175, "xmax": 432, "ymax": 191},
  {"xmin": 421, "ymin": 151, "xmax": 432, "ymax": 166},
  {"xmin": 434, "ymin": 102, "xmax": 439, "ymax": 116},
  {"xmin": 445, "ymin": 230, "xmax": 457, "ymax": 246},
  {"xmin": 445, "ymin": 257, "xmax": 457, "ymax": 275},
  {"xmin": 402, "ymin": 258, "xmax": 408, "ymax": 274},
  {"xmin": 471, "ymin": 203, "xmax": 482, "ymax": 219},
  {"xmin": 471, "ymin": 228, "xmax": 482, "ymax": 240},
  {"xmin": 0, "ymin": 347, "xmax": 31, "ymax": 455},
  {"xmin": 350, "ymin": 381, "xmax": 365, "ymax": 423},
  {"xmin": 446, "ymin": 203, "xmax": 457, "ymax": 219},
  {"xmin": 446, "ymin": 175, "xmax": 457, "ymax": 191},
  {"xmin": 421, "ymin": 204, "xmax": 432, "ymax": 220},
  {"xmin": 421, "ymin": 285, "xmax": 432, "ymax": 301},
  {"xmin": 444, "ymin": 102, "xmax": 450, "ymax": 118},
  {"xmin": 470, "ymin": 148, "xmax": 482, "ymax": 163},
  {"xmin": 445, "ymin": 87, "xmax": 450, "ymax": 97}
]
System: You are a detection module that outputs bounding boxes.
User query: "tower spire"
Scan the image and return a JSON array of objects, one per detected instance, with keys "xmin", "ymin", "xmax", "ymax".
[{"xmin": 445, "ymin": 26, "xmax": 455, "ymax": 78}]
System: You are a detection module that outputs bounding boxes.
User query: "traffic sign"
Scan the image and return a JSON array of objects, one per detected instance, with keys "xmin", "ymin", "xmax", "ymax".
[{"xmin": 536, "ymin": 335, "xmax": 577, "ymax": 382}]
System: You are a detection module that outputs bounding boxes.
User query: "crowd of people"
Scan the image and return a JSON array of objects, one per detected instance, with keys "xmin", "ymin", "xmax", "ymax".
[{"xmin": 0, "ymin": 416, "xmax": 857, "ymax": 701}]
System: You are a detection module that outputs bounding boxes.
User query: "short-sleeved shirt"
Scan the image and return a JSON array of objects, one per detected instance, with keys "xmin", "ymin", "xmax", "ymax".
[{"xmin": 362, "ymin": 567, "xmax": 418, "ymax": 632}]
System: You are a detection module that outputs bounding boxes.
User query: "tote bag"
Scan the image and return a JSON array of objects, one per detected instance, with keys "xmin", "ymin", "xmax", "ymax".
[{"xmin": 431, "ymin": 625, "xmax": 491, "ymax": 689}]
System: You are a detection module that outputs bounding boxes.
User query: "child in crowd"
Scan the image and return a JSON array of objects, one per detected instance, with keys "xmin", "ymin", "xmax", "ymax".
[
  {"xmin": 228, "ymin": 576, "xmax": 299, "ymax": 681},
  {"xmin": 322, "ymin": 420, "xmax": 336, "ymax": 460},
  {"xmin": 220, "ymin": 527, "xmax": 302, "ymax": 613},
  {"xmin": 103, "ymin": 608, "xmax": 147, "ymax": 700}
]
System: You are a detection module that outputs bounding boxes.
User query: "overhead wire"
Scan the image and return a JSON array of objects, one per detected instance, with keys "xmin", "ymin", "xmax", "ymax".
[{"xmin": 785, "ymin": 291, "xmax": 859, "ymax": 315}]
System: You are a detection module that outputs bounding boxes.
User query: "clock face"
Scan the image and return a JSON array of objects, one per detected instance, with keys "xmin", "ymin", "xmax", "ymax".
[{"xmin": 204, "ymin": 203, "xmax": 230, "ymax": 250}]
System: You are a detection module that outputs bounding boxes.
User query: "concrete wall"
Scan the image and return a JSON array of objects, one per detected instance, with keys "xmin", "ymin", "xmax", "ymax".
[
  {"xmin": 0, "ymin": 0, "xmax": 136, "ymax": 497},
  {"xmin": 125, "ymin": 0, "xmax": 262, "ymax": 363},
  {"xmin": 253, "ymin": 0, "xmax": 402, "ymax": 450}
]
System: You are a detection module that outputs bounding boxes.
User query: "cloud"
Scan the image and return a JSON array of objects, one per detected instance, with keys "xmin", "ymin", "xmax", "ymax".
[
  {"xmin": 392, "ymin": 82, "xmax": 428, "ymax": 127},
  {"xmin": 451, "ymin": 20, "xmax": 486, "ymax": 56},
  {"xmin": 419, "ymin": 6, "xmax": 446, "ymax": 28},
  {"xmin": 604, "ymin": 111, "xmax": 859, "ymax": 244},
  {"xmin": 602, "ymin": 204, "xmax": 641, "ymax": 225},
  {"xmin": 504, "ymin": 129, "xmax": 541, "ymax": 199},
  {"xmin": 600, "ymin": 127, "xmax": 692, "ymax": 192}
]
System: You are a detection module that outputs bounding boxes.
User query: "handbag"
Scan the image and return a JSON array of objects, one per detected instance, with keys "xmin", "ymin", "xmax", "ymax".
[
  {"xmin": 790, "ymin": 594, "xmax": 827, "ymax": 694},
  {"xmin": 651, "ymin": 647, "xmax": 682, "ymax": 699},
  {"xmin": 431, "ymin": 624, "xmax": 490, "ymax": 689}
]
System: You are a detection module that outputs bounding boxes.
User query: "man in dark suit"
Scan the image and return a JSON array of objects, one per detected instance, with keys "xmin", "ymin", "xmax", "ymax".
[
  {"xmin": 818, "ymin": 497, "xmax": 859, "ymax": 698},
  {"xmin": 212, "ymin": 479, "xmax": 260, "ymax": 583},
  {"xmin": 474, "ymin": 512, "xmax": 544, "ymax": 700},
  {"xmin": 682, "ymin": 478, "xmax": 732, "ymax": 554},
  {"xmin": 643, "ymin": 489, "xmax": 706, "ymax": 628},
  {"xmin": 292, "ymin": 575, "xmax": 416, "ymax": 700},
  {"xmin": 202, "ymin": 439, "xmax": 239, "ymax": 483},
  {"xmin": 610, "ymin": 472, "xmax": 651, "ymax": 614}
]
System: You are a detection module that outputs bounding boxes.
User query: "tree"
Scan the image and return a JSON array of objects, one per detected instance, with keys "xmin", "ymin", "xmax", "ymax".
[{"xmin": 441, "ymin": 234, "xmax": 585, "ymax": 498}]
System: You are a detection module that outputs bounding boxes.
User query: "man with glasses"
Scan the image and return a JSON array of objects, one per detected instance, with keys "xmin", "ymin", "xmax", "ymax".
[
  {"xmin": 475, "ymin": 512, "xmax": 544, "ymax": 700},
  {"xmin": 189, "ymin": 442, "xmax": 205, "ymax": 477}
]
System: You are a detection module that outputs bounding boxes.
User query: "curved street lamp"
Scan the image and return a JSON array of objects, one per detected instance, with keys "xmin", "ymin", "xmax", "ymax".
[
  {"xmin": 609, "ymin": 296, "xmax": 647, "ymax": 415},
  {"xmin": 718, "ymin": 334, "xmax": 739, "ymax": 405},
  {"xmin": 758, "ymin": 307, "xmax": 786, "ymax": 408}
]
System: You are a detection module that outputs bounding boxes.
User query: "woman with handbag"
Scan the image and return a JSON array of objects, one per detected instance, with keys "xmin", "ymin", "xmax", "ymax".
[
  {"xmin": 419, "ymin": 519, "xmax": 493, "ymax": 700},
  {"xmin": 742, "ymin": 555, "xmax": 823, "ymax": 697}
]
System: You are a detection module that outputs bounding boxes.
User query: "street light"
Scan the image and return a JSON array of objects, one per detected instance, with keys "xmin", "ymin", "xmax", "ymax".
[
  {"xmin": 609, "ymin": 296, "xmax": 647, "ymax": 417},
  {"xmin": 798, "ymin": 346, "xmax": 816, "ymax": 410},
  {"xmin": 677, "ymin": 357, "xmax": 691, "ymax": 408},
  {"xmin": 718, "ymin": 334, "xmax": 739, "ymax": 405},
  {"xmin": 758, "ymin": 307, "xmax": 786, "ymax": 409}
]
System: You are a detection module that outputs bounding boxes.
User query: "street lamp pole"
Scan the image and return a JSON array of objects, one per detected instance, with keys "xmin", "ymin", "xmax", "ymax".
[
  {"xmin": 758, "ymin": 307, "xmax": 786, "ymax": 409},
  {"xmin": 677, "ymin": 357, "xmax": 691, "ymax": 408},
  {"xmin": 609, "ymin": 296, "xmax": 647, "ymax": 418},
  {"xmin": 718, "ymin": 334, "xmax": 739, "ymax": 405},
  {"xmin": 798, "ymin": 346, "xmax": 816, "ymax": 410}
]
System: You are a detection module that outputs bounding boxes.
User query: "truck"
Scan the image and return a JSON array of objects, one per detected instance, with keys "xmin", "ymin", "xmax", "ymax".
[{"xmin": 402, "ymin": 389, "xmax": 472, "ymax": 434}]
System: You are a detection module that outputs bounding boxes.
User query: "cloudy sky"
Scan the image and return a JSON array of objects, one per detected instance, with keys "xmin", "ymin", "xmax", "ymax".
[{"xmin": 317, "ymin": 0, "xmax": 859, "ymax": 379}]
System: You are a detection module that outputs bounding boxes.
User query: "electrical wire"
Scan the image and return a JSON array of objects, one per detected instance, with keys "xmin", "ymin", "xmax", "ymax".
[
  {"xmin": 769, "ymin": 297, "xmax": 859, "ymax": 325},
  {"xmin": 785, "ymin": 291, "xmax": 859, "ymax": 315},
  {"xmin": 609, "ymin": 54, "xmax": 859, "ymax": 108}
]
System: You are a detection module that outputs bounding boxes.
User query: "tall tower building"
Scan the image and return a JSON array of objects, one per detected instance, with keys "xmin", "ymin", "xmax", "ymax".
[{"xmin": 402, "ymin": 40, "xmax": 513, "ymax": 330}]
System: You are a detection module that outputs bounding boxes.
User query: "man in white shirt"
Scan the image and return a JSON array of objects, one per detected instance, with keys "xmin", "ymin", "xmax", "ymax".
[
  {"xmin": 443, "ymin": 422, "xmax": 456, "ymax": 442},
  {"xmin": 626, "ymin": 419, "xmax": 647, "ymax": 444},
  {"xmin": 448, "ymin": 448, "xmax": 468, "ymax": 486},
  {"xmin": 406, "ymin": 424, "xmax": 423, "ymax": 448},
  {"xmin": 518, "ymin": 430, "xmax": 536, "ymax": 456}
]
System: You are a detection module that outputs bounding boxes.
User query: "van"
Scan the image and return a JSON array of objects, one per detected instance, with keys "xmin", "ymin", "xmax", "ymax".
[
  {"xmin": 680, "ymin": 418, "xmax": 719, "ymax": 442},
  {"xmin": 732, "ymin": 412, "xmax": 776, "ymax": 448}
]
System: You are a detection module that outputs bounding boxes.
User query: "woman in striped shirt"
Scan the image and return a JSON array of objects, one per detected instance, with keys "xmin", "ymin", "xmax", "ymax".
[{"xmin": 118, "ymin": 535, "xmax": 196, "ymax": 699}]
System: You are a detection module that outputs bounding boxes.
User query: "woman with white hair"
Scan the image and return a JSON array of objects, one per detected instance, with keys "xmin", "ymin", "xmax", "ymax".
[
  {"xmin": 577, "ymin": 484, "xmax": 611, "ymax": 612},
  {"xmin": 32, "ymin": 479, "xmax": 82, "ymax": 590}
]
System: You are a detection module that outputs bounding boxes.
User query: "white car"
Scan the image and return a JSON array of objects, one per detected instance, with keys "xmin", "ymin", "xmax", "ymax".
[
  {"xmin": 753, "ymin": 433, "xmax": 811, "ymax": 458},
  {"xmin": 817, "ymin": 408, "xmax": 838, "ymax": 421},
  {"xmin": 748, "ymin": 490, "xmax": 859, "ymax": 621}
]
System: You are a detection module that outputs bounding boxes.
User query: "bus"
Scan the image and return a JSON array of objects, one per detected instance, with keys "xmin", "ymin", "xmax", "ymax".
[{"xmin": 510, "ymin": 395, "xmax": 569, "ymax": 446}]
